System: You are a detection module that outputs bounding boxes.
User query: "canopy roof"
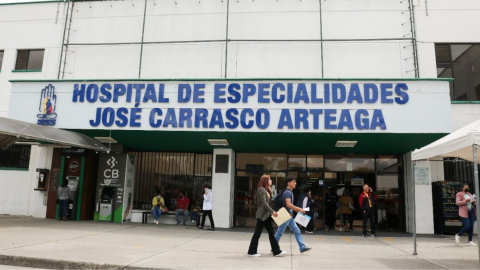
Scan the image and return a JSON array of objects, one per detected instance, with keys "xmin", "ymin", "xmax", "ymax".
[
  {"xmin": 412, "ymin": 119, "xmax": 480, "ymax": 163},
  {"xmin": 0, "ymin": 117, "xmax": 108, "ymax": 152}
]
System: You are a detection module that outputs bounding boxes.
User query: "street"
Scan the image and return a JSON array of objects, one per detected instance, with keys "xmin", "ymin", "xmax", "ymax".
[{"xmin": 0, "ymin": 216, "xmax": 478, "ymax": 269}]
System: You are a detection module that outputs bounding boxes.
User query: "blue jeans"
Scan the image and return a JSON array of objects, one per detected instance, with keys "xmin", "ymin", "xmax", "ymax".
[
  {"xmin": 175, "ymin": 209, "xmax": 189, "ymax": 224},
  {"xmin": 275, "ymin": 217, "xmax": 306, "ymax": 252},
  {"xmin": 58, "ymin": 199, "xmax": 69, "ymax": 219},
  {"xmin": 190, "ymin": 211, "xmax": 198, "ymax": 222},
  {"xmin": 152, "ymin": 207, "xmax": 162, "ymax": 221},
  {"xmin": 458, "ymin": 209, "xmax": 476, "ymax": 241}
]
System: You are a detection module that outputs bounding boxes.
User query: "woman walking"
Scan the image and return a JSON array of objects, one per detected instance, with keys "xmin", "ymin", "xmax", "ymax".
[
  {"xmin": 455, "ymin": 184, "xmax": 477, "ymax": 246},
  {"xmin": 199, "ymin": 184, "xmax": 215, "ymax": 231},
  {"xmin": 247, "ymin": 175, "xmax": 286, "ymax": 257}
]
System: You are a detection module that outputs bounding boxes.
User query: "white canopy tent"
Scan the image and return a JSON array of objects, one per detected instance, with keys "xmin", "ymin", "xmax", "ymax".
[{"xmin": 412, "ymin": 119, "xmax": 480, "ymax": 267}]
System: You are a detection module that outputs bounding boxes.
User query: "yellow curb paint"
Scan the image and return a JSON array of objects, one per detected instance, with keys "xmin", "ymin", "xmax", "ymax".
[
  {"xmin": 315, "ymin": 237, "xmax": 323, "ymax": 240},
  {"xmin": 383, "ymin": 237, "xmax": 394, "ymax": 242},
  {"xmin": 342, "ymin": 236, "xmax": 352, "ymax": 243}
]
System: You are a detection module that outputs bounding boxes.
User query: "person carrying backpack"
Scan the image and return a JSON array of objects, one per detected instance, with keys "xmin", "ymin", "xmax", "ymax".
[{"xmin": 274, "ymin": 176, "xmax": 312, "ymax": 254}]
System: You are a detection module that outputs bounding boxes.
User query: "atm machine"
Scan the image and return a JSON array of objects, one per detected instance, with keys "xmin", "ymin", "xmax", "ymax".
[
  {"xmin": 98, "ymin": 187, "xmax": 116, "ymax": 222},
  {"xmin": 65, "ymin": 176, "xmax": 79, "ymax": 220}
]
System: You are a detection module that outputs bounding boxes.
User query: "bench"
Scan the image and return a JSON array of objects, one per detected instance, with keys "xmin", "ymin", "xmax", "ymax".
[{"xmin": 131, "ymin": 209, "xmax": 209, "ymax": 226}]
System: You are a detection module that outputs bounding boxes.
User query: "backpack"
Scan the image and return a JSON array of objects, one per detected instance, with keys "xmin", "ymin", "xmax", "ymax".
[{"xmin": 273, "ymin": 190, "xmax": 286, "ymax": 211}]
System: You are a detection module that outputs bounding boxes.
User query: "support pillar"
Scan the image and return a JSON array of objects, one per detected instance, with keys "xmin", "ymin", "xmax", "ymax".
[{"xmin": 211, "ymin": 148, "xmax": 235, "ymax": 228}]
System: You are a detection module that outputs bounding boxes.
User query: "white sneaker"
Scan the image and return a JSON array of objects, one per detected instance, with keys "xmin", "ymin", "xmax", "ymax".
[
  {"xmin": 274, "ymin": 251, "xmax": 286, "ymax": 257},
  {"xmin": 468, "ymin": 241, "xmax": 478, "ymax": 247},
  {"xmin": 248, "ymin": 253, "xmax": 261, "ymax": 257},
  {"xmin": 156, "ymin": 220, "xmax": 159, "ymax": 225},
  {"xmin": 455, "ymin": 235, "xmax": 461, "ymax": 243},
  {"xmin": 191, "ymin": 220, "xmax": 195, "ymax": 224},
  {"xmin": 339, "ymin": 228, "xmax": 343, "ymax": 232}
]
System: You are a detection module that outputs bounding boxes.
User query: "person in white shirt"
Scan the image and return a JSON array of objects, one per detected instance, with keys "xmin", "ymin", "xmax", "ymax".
[{"xmin": 199, "ymin": 184, "xmax": 215, "ymax": 231}]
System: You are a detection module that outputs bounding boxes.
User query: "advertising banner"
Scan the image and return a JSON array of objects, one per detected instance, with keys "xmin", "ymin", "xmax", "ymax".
[{"xmin": 95, "ymin": 153, "xmax": 134, "ymax": 222}]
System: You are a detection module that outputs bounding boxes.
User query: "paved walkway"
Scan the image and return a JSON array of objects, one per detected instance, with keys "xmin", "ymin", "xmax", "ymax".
[{"xmin": 0, "ymin": 215, "xmax": 478, "ymax": 269}]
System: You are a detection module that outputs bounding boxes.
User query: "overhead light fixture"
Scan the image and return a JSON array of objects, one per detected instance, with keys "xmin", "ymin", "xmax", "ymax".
[
  {"xmin": 94, "ymin": 137, "xmax": 117, "ymax": 144},
  {"xmin": 335, "ymin": 140, "xmax": 357, "ymax": 148},
  {"xmin": 208, "ymin": 139, "xmax": 229, "ymax": 146}
]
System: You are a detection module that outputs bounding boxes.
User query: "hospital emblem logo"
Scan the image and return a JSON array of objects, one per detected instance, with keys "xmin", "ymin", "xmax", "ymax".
[{"xmin": 37, "ymin": 84, "xmax": 57, "ymax": 126}]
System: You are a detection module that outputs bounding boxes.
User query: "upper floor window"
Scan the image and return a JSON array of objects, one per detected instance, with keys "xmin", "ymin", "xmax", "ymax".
[
  {"xmin": 435, "ymin": 44, "xmax": 480, "ymax": 101},
  {"xmin": 14, "ymin": 49, "xmax": 44, "ymax": 71},
  {"xmin": 0, "ymin": 50, "xmax": 4, "ymax": 71}
]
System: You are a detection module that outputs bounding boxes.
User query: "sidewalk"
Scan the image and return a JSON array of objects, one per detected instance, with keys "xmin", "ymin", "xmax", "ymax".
[{"xmin": 0, "ymin": 215, "xmax": 478, "ymax": 269}]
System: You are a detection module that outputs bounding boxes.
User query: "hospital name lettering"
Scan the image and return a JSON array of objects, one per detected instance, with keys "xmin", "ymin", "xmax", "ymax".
[{"xmin": 72, "ymin": 83, "xmax": 410, "ymax": 130}]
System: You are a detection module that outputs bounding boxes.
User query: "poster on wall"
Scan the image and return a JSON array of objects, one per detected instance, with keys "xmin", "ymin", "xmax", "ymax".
[{"xmin": 415, "ymin": 167, "xmax": 430, "ymax": 185}]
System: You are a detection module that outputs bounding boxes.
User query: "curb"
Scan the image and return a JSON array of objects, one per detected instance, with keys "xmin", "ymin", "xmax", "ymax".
[{"xmin": 0, "ymin": 254, "xmax": 169, "ymax": 270}]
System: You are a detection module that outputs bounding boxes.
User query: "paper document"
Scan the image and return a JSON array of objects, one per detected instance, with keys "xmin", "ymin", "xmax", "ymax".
[
  {"xmin": 303, "ymin": 207, "xmax": 310, "ymax": 212},
  {"xmin": 294, "ymin": 212, "xmax": 311, "ymax": 228},
  {"xmin": 271, "ymin": 207, "xmax": 291, "ymax": 227}
]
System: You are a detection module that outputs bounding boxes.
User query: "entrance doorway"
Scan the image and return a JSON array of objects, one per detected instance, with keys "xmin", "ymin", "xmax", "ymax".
[{"xmin": 234, "ymin": 153, "xmax": 405, "ymax": 232}]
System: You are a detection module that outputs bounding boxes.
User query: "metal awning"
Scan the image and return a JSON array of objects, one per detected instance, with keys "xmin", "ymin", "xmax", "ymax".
[{"xmin": 0, "ymin": 117, "xmax": 108, "ymax": 152}]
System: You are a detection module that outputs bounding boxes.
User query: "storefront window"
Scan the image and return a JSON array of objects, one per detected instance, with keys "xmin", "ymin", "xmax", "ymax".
[
  {"xmin": 325, "ymin": 155, "xmax": 375, "ymax": 172},
  {"xmin": 307, "ymin": 155, "xmax": 324, "ymax": 171},
  {"xmin": 236, "ymin": 153, "xmax": 287, "ymax": 171},
  {"xmin": 288, "ymin": 155, "xmax": 306, "ymax": 171},
  {"xmin": 377, "ymin": 155, "xmax": 399, "ymax": 173}
]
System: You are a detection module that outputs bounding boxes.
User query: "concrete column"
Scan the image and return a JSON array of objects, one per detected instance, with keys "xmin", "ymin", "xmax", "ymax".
[{"xmin": 211, "ymin": 148, "xmax": 235, "ymax": 228}]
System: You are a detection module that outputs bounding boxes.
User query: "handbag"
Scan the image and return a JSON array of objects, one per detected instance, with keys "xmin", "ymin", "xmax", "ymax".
[
  {"xmin": 162, "ymin": 206, "xmax": 168, "ymax": 213},
  {"xmin": 348, "ymin": 200, "xmax": 355, "ymax": 211}
]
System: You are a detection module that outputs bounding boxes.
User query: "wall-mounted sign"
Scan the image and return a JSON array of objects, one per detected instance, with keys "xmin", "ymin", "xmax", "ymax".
[
  {"xmin": 415, "ymin": 167, "xmax": 430, "ymax": 185},
  {"xmin": 9, "ymin": 80, "xmax": 451, "ymax": 134},
  {"xmin": 351, "ymin": 177, "xmax": 364, "ymax": 186},
  {"xmin": 69, "ymin": 161, "xmax": 80, "ymax": 172}
]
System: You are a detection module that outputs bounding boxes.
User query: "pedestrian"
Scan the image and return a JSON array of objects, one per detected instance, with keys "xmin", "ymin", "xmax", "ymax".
[
  {"xmin": 339, "ymin": 190, "xmax": 354, "ymax": 232},
  {"xmin": 57, "ymin": 180, "xmax": 70, "ymax": 221},
  {"xmin": 455, "ymin": 184, "xmax": 477, "ymax": 246},
  {"xmin": 325, "ymin": 187, "xmax": 338, "ymax": 230},
  {"xmin": 151, "ymin": 192, "xmax": 164, "ymax": 225},
  {"xmin": 274, "ymin": 176, "xmax": 312, "ymax": 254},
  {"xmin": 199, "ymin": 184, "xmax": 215, "ymax": 231},
  {"xmin": 296, "ymin": 187, "xmax": 315, "ymax": 234},
  {"xmin": 175, "ymin": 191, "xmax": 190, "ymax": 226},
  {"xmin": 359, "ymin": 184, "xmax": 378, "ymax": 237},
  {"xmin": 247, "ymin": 175, "xmax": 286, "ymax": 257}
]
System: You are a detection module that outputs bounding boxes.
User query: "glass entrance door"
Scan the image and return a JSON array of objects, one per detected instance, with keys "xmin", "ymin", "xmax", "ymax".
[{"xmin": 234, "ymin": 171, "xmax": 286, "ymax": 227}]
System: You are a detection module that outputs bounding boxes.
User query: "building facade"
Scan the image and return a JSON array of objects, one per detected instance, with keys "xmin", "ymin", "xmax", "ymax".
[{"xmin": 0, "ymin": 0, "xmax": 479, "ymax": 233}]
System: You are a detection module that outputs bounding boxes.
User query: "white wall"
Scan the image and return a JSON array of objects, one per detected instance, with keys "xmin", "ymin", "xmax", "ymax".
[
  {"xmin": 0, "ymin": 146, "xmax": 53, "ymax": 218},
  {"xmin": 211, "ymin": 148, "xmax": 235, "ymax": 228},
  {"xmin": 451, "ymin": 104, "xmax": 480, "ymax": 131},
  {"xmin": 0, "ymin": 2, "xmax": 66, "ymax": 117}
]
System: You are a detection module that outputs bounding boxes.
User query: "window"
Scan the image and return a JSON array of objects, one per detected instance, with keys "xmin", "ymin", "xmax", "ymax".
[
  {"xmin": 15, "ymin": 49, "xmax": 44, "ymax": 71},
  {"xmin": 435, "ymin": 44, "xmax": 480, "ymax": 101},
  {"xmin": 0, "ymin": 145, "xmax": 31, "ymax": 170},
  {"xmin": 0, "ymin": 50, "xmax": 4, "ymax": 71}
]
